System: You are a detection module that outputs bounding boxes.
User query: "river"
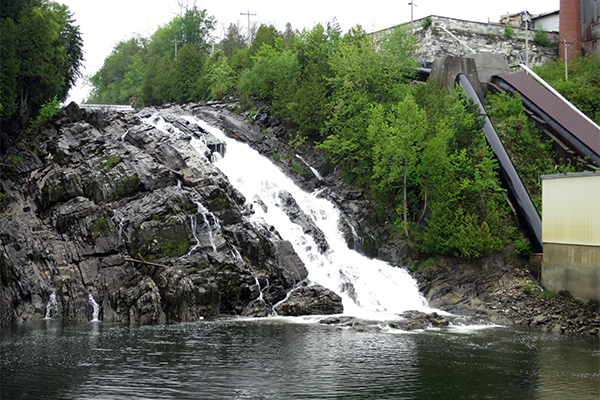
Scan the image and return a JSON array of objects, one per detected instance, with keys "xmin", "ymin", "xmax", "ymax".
[{"xmin": 1, "ymin": 317, "xmax": 598, "ymax": 399}]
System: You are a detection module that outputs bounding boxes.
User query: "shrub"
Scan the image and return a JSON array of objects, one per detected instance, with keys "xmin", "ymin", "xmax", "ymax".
[
  {"xmin": 533, "ymin": 28, "xmax": 550, "ymax": 47},
  {"xmin": 30, "ymin": 96, "xmax": 61, "ymax": 132},
  {"xmin": 504, "ymin": 24, "xmax": 514, "ymax": 38},
  {"xmin": 421, "ymin": 17, "xmax": 432, "ymax": 30}
]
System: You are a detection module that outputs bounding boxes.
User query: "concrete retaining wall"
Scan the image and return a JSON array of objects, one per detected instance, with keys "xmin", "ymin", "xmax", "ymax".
[
  {"xmin": 542, "ymin": 243, "xmax": 600, "ymax": 302},
  {"xmin": 372, "ymin": 15, "xmax": 559, "ymax": 66}
]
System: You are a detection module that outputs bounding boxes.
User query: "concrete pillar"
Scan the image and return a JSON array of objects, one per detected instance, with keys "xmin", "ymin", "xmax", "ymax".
[{"xmin": 430, "ymin": 56, "xmax": 483, "ymax": 100}]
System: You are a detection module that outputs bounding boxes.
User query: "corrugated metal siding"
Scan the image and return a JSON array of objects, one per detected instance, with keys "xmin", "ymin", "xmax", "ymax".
[{"xmin": 542, "ymin": 173, "xmax": 600, "ymax": 246}]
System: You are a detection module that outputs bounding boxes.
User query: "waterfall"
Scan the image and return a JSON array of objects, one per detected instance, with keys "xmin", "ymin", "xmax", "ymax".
[
  {"xmin": 295, "ymin": 154, "xmax": 323, "ymax": 180},
  {"xmin": 88, "ymin": 293, "xmax": 100, "ymax": 322},
  {"xmin": 189, "ymin": 116, "xmax": 429, "ymax": 319},
  {"xmin": 112, "ymin": 212, "xmax": 127, "ymax": 252},
  {"xmin": 44, "ymin": 291, "xmax": 59, "ymax": 319},
  {"xmin": 195, "ymin": 201, "xmax": 220, "ymax": 253}
]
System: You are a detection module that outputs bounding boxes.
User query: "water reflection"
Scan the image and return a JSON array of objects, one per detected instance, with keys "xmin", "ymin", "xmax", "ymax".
[{"xmin": 1, "ymin": 319, "xmax": 598, "ymax": 399}]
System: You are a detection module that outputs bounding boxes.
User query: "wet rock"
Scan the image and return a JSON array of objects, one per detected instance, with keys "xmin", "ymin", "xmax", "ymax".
[
  {"xmin": 274, "ymin": 285, "xmax": 343, "ymax": 316},
  {"xmin": 278, "ymin": 191, "xmax": 328, "ymax": 253},
  {"xmin": 0, "ymin": 103, "xmax": 317, "ymax": 327},
  {"xmin": 388, "ymin": 311, "xmax": 449, "ymax": 331},
  {"xmin": 412, "ymin": 247, "xmax": 600, "ymax": 335}
]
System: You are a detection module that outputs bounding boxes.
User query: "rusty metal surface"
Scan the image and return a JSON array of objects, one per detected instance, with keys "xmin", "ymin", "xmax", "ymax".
[
  {"xmin": 581, "ymin": 0, "xmax": 600, "ymax": 42},
  {"xmin": 496, "ymin": 71, "xmax": 600, "ymax": 155}
]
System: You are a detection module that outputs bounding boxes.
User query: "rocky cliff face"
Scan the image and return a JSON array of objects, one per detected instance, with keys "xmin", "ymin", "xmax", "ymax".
[{"xmin": 0, "ymin": 102, "xmax": 347, "ymax": 327}]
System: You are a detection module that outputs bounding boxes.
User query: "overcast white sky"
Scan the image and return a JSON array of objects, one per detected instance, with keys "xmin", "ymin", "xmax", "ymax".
[{"xmin": 59, "ymin": 0, "xmax": 559, "ymax": 103}]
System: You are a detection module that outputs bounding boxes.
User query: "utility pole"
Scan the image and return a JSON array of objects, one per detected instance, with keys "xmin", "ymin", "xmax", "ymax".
[
  {"xmin": 561, "ymin": 35, "xmax": 577, "ymax": 81},
  {"xmin": 523, "ymin": 12, "xmax": 531, "ymax": 67},
  {"xmin": 170, "ymin": 39, "xmax": 182, "ymax": 61},
  {"xmin": 408, "ymin": 2, "xmax": 417, "ymax": 34},
  {"xmin": 241, "ymin": 9, "xmax": 256, "ymax": 46}
]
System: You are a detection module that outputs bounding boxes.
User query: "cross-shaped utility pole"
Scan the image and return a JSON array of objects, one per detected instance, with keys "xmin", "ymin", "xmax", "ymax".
[
  {"xmin": 561, "ymin": 35, "xmax": 577, "ymax": 81},
  {"xmin": 241, "ymin": 9, "xmax": 256, "ymax": 46},
  {"xmin": 170, "ymin": 38, "xmax": 182, "ymax": 61}
]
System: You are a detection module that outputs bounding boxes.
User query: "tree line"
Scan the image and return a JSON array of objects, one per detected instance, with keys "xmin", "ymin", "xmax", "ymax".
[{"xmin": 86, "ymin": 8, "xmax": 522, "ymax": 258}]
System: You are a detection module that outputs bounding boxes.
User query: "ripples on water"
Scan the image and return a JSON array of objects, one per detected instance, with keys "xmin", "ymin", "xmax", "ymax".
[{"xmin": 1, "ymin": 318, "xmax": 598, "ymax": 399}]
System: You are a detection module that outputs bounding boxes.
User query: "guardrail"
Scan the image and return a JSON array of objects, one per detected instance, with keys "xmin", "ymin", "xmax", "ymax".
[{"xmin": 79, "ymin": 104, "xmax": 134, "ymax": 112}]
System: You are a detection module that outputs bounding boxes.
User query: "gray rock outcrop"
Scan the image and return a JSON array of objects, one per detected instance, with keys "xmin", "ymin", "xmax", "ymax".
[
  {"xmin": 0, "ymin": 103, "xmax": 322, "ymax": 326},
  {"xmin": 274, "ymin": 285, "xmax": 343, "ymax": 316}
]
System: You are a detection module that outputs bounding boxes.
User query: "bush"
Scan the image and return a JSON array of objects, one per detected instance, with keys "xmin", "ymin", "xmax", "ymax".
[
  {"xmin": 421, "ymin": 17, "xmax": 432, "ymax": 30},
  {"xmin": 504, "ymin": 24, "xmax": 514, "ymax": 38},
  {"xmin": 533, "ymin": 28, "xmax": 550, "ymax": 47},
  {"xmin": 30, "ymin": 96, "xmax": 61, "ymax": 132}
]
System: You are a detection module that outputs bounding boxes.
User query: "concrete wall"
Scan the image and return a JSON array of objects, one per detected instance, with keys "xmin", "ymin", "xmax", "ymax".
[
  {"xmin": 541, "ymin": 172, "xmax": 600, "ymax": 302},
  {"xmin": 372, "ymin": 16, "xmax": 559, "ymax": 66},
  {"xmin": 542, "ymin": 243, "xmax": 600, "ymax": 301}
]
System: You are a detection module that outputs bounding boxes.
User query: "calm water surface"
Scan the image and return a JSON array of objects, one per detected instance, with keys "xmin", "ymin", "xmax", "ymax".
[{"xmin": 1, "ymin": 317, "xmax": 598, "ymax": 399}]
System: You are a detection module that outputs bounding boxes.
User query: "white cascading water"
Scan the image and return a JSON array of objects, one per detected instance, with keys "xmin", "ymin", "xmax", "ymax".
[
  {"xmin": 144, "ymin": 112, "xmax": 430, "ymax": 319},
  {"xmin": 44, "ymin": 291, "xmax": 59, "ymax": 319},
  {"xmin": 88, "ymin": 293, "xmax": 101, "ymax": 321},
  {"xmin": 186, "ymin": 116, "xmax": 430, "ymax": 320}
]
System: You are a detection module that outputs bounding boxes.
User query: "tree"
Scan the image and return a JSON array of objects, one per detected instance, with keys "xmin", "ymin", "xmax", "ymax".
[
  {"xmin": 371, "ymin": 95, "xmax": 426, "ymax": 236},
  {"xmin": 283, "ymin": 22, "xmax": 297, "ymax": 48},
  {"xmin": 533, "ymin": 54, "xmax": 600, "ymax": 124},
  {"xmin": 148, "ymin": 6, "xmax": 215, "ymax": 57},
  {"xmin": 250, "ymin": 24, "xmax": 282, "ymax": 54},
  {"xmin": 221, "ymin": 23, "xmax": 247, "ymax": 57},
  {"xmin": 172, "ymin": 44, "xmax": 208, "ymax": 103},
  {"xmin": 1, "ymin": 0, "xmax": 83, "ymax": 130},
  {"xmin": 87, "ymin": 37, "xmax": 147, "ymax": 104}
]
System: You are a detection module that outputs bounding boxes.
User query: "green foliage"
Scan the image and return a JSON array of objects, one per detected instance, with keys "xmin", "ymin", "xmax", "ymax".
[
  {"xmin": 91, "ymin": 217, "xmax": 111, "ymax": 237},
  {"xmin": 30, "ymin": 95, "xmax": 61, "ymax": 132},
  {"xmin": 141, "ymin": 55, "xmax": 175, "ymax": 106},
  {"xmin": 251, "ymin": 25, "xmax": 282, "ymax": 55},
  {"xmin": 238, "ymin": 45, "xmax": 300, "ymax": 101},
  {"xmin": 504, "ymin": 24, "xmax": 514, "ymax": 38},
  {"xmin": 533, "ymin": 28, "xmax": 550, "ymax": 47},
  {"xmin": 173, "ymin": 45, "xmax": 208, "ymax": 103},
  {"xmin": 514, "ymin": 237, "xmax": 532, "ymax": 256},
  {"xmin": 221, "ymin": 23, "xmax": 247, "ymax": 57},
  {"xmin": 486, "ymin": 91, "xmax": 557, "ymax": 210},
  {"xmin": 1, "ymin": 0, "xmax": 83, "ymax": 127},
  {"xmin": 206, "ymin": 57, "xmax": 236, "ymax": 99},
  {"xmin": 114, "ymin": 174, "xmax": 141, "ymax": 199},
  {"xmin": 421, "ymin": 17, "xmax": 432, "ymax": 30},
  {"xmin": 0, "ymin": 193, "xmax": 8, "ymax": 213},
  {"xmin": 100, "ymin": 156, "xmax": 122, "ymax": 170},
  {"xmin": 87, "ymin": 37, "xmax": 147, "ymax": 105},
  {"xmin": 533, "ymin": 54, "xmax": 600, "ymax": 125},
  {"xmin": 87, "ymin": 5, "xmax": 216, "ymax": 106}
]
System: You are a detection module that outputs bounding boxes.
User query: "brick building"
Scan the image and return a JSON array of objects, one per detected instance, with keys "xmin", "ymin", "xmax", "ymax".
[{"xmin": 559, "ymin": 0, "xmax": 600, "ymax": 60}]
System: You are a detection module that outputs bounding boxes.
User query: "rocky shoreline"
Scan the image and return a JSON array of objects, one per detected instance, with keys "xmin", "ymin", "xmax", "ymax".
[{"xmin": 0, "ymin": 100, "xmax": 598, "ymax": 335}]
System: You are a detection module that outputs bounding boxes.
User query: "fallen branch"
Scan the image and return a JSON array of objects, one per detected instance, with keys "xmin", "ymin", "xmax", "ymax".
[{"xmin": 125, "ymin": 258, "xmax": 168, "ymax": 268}]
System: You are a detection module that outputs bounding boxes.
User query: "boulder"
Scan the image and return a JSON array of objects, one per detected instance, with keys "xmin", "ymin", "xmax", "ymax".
[{"xmin": 274, "ymin": 285, "xmax": 343, "ymax": 316}]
